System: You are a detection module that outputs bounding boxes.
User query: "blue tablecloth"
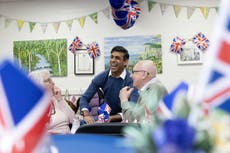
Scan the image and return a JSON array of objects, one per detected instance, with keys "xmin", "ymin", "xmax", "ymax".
[{"xmin": 51, "ymin": 134, "xmax": 135, "ymax": 153}]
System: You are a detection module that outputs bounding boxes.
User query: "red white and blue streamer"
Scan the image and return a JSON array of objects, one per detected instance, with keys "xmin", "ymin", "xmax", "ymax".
[
  {"xmin": 68, "ymin": 36, "xmax": 83, "ymax": 54},
  {"xmin": 192, "ymin": 32, "xmax": 210, "ymax": 51},
  {"xmin": 170, "ymin": 36, "xmax": 186, "ymax": 54},
  {"xmin": 86, "ymin": 42, "xmax": 101, "ymax": 58}
]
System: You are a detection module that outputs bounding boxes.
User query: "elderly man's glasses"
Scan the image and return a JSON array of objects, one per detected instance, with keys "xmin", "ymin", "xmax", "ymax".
[{"xmin": 132, "ymin": 70, "xmax": 149, "ymax": 75}]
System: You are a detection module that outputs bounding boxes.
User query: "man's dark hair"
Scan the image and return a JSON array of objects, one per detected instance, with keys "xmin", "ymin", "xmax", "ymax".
[{"xmin": 111, "ymin": 46, "xmax": 129, "ymax": 60}]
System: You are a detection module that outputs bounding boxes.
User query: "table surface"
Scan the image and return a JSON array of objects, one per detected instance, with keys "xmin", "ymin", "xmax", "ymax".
[{"xmin": 51, "ymin": 134, "xmax": 135, "ymax": 153}]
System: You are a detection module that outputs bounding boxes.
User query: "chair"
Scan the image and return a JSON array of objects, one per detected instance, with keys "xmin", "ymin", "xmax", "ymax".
[{"xmin": 75, "ymin": 122, "xmax": 140, "ymax": 136}]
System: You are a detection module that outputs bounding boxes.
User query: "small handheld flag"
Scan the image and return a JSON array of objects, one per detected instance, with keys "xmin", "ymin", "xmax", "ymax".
[{"xmin": 0, "ymin": 60, "xmax": 51, "ymax": 153}]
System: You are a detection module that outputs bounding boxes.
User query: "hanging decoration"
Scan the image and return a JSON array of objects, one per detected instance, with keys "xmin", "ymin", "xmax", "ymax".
[
  {"xmin": 69, "ymin": 36, "xmax": 101, "ymax": 59},
  {"xmin": 86, "ymin": 42, "xmax": 101, "ymax": 58},
  {"xmin": 109, "ymin": 0, "xmax": 141, "ymax": 30},
  {"xmin": 68, "ymin": 36, "xmax": 83, "ymax": 54},
  {"xmin": 192, "ymin": 32, "xmax": 210, "ymax": 51},
  {"xmin": 170, "ymin": 36, "xmax": 186, "ymax": 54}
]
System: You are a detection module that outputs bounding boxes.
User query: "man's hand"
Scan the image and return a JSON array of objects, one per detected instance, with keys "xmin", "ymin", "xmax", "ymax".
[
  {"xmin": 82, "ymin": 110, "xmax": 95, "ymax": 124},
  {"xmin": 119, "ymin": 86, "xmax": 134, "ymax": 102},
  {"xmin": 83, "ymin": 115, "xmax": 95, "ymax": 124}
]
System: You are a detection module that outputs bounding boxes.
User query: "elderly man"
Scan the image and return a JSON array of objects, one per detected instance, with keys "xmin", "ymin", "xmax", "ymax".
[{"xmin": 119, "ymin": 60, "xmax": 168, "ymax": 123}]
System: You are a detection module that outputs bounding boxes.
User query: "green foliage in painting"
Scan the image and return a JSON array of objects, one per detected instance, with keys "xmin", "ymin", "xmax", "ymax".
[{"xmin": 13, "ymin": 39, "xmax": 67, "ymax": 77}]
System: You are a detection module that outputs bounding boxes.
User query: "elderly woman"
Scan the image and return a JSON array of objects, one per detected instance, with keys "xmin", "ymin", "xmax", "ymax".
[{"xmin": 28, "ymin": 69, "xmax": 76, "ymax": 134}]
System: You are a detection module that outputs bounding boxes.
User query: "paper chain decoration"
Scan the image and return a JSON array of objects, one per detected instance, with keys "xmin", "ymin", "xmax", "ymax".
[
  {"xmin": 68, "ymin": 36, "xmax": 101, "ymax": 59},
  {"xmin": 110, "ymin": 0, "xmax": 141, "ymax": 30},
  {"xmin": 170, "ymin": 36, "xmax": 186, "ymax": 54},
  {"xmin": 192, "ymin": 32, "xmax": 210, "ymax": 51},
  {"xmin": 170, "ymin": 33, "xmax": 210, "ymax": 54}
]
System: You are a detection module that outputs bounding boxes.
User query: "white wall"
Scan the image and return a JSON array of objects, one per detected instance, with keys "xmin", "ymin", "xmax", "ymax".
[{"xmin": 0, "ymin": 0, "xmax": 219, "ymax": 94}]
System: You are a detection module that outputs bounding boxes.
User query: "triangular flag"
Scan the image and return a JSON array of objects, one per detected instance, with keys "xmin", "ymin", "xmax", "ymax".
[
  {"xmin": 17, "ymin": 20, "xmax": 24, "ymax": 31},
  {"xmin": 78, "ymin": 16, "xmax": 86, "ymax": 28},
  {"xmin": 52, "ymin": 22, "xmax": 60, "ymax": 33},
  {"xmin": 173, "ymin": 5, "xmax": 182, "ymax": 18},
  {"xmin": 89, "ymin": 12, "xmax": 98, "ymax": 24},
  {"xmin": 102, "ymin": 7, "xmax": 110, "ymax": 19},
  {"xmin": 159, "ymin": 3, "xmax": 168, "ymax": 15},
  {"xmin": 65, "ymin": 19, "xmax": 73, "ymax": 31},
  {"xmin": 148, "ymin": 0, "xmax": 156, "ymax": 12},
  {"xmin": 40, "ymin": 23, "xmax": 48, "ymax": 34},
  {"xmin": 136, "ymin": 0, "xmax": 144, "ymax": 3},
  {"xmin": 5, "ymin": 18, "xmax": 12, "ymax": 28},
  {"xmin": 187, "ymin": 7, "xmax": 196, "ymax": 19},
  {"xmin": 29, "ymin": 22, "xmax": 36, "ymax": 32},
  {"xmin": 214, "ymin": 7, "xmax": 219, "ymax": 13},
  {"xmin": 200, "ymin": 7, "xmax": 210, "ymax": 19}
]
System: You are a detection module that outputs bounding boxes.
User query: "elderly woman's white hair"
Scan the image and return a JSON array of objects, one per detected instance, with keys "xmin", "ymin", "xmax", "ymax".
[{"xmin": 28, "ymin": 69, "xmax": 50, "ymax": 87}]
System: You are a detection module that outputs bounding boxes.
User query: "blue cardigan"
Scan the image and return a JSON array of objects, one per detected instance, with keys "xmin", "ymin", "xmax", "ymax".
[{"xmin": 80, "ymin": 69, "xmax": 139, "ymax": 115}]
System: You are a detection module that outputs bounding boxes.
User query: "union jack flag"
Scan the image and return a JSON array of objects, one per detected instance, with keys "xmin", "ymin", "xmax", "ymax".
[
  {"xmin": 68, "ymin": 36, "xmax": 83, "ymax": 54},
  {"xmin": 86, "ymin": 42, "xmax": 100, "ymax": 58},
  {"xmin": 195, "ymin": 0, "xmax": 230, "ymax": 114},
  {"xmin": 170, "ymin": 36, "xmax": 186, "ymax": 54},
  {"xmin": 0, "ymin": 60, "xmax": 51, "ymax": 153},
  {"xmin": 158, "ymin": 82, "xmax": 189, "ymax": 118},
  {"xmin": 98, "ymin": 102, "xmax": 111, "ymax": 123},
  {"xmin": 111, "ymin": 0, "xmax": 141, "ymax": 30},
  {"xmin": 121, "ymin": 1, "xmax": 141, "ymax": 29},
  {"xmin": 192, "ymin": 32, "xmax": 210, "ymax": 51}
]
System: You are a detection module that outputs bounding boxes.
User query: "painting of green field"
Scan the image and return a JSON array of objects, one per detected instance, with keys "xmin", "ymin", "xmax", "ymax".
[{"xmin": 13, "ymin": 38, "xmax": 67, "ymax": 77}]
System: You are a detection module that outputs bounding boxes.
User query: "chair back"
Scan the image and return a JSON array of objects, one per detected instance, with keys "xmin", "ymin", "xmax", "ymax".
[{"xmin": 76, "ymin": 123, "xmax": 140, "ymax": 136}]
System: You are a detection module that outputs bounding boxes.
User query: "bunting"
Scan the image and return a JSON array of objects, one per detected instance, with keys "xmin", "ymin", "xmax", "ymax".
[
  {"xmin": 29, "ymin": 22, "xmax": 36, "ymax": 32},
  {"xmin": 148, "ymin": 0, "xmax": 156, "ymax": 12},
  {"xmin": 173, "ymin": 5, "xmax": 182, "ymax": 18},
  {"xmin": 5, "ymin": 18, "xmax": 12, "ymax": 28},
  {"xmin": 78, "ymin": 16, "xmax": 86, "ymax": 28},
  {"xmin": 159, "ymin": 3, "xmax": 167, "ymax": 15},
  {"xmin": 52, "ymin": 22, "xmax": 60, "ymax": 33},
  {"xmin": 65, "ymin": 19, "xmax": 73, "ymax": 31},
  {"xmin": 187, "ymin": 7, "xmax": 196, "ymax": 19},
  {"xmin": 40, "ymin": 23, "xmax": 48, "ymax": 34},
  {"xmin": 200, "ymin": 7, "xmax": 210, "ymax": 19},
  {"xmin": 89, "ymin": 12, "xmax": 98, "ymax": 24},
  {"xmin": 102, "ymin": 7, "xmax": 110, "ymax": 19},
  {"xmin": 16, "ymin": 20, "xmax": 24, "ymax": 31},
  {"xmin": 148, "ymin": 1, "xmax": 218, "ymax": 20},
  {"xmin": 0, "ymin": 7, "xmax": 109, "ymax": 33},
  {"xmin": 0, "ymin": 1, "xmax": 219, "ymax": 33}
]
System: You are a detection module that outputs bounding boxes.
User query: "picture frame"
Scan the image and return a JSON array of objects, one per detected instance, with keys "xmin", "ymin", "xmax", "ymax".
[
  {"xmin": 177, "ymin": 47, "xmax": 203, "ymax": 65},
  {"xmin": 74, "ymin": 50, "xmax": 94, "ymax": 75}
]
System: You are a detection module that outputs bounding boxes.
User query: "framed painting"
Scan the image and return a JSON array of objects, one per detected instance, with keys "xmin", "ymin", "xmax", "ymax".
[
  {"xmin": 13, "ymin": 38, "xmax": 67, "ymax": 77},
  {"xmin": 104, "ymin": 35, "xmax": 162, "ymax": 73},
  {"xmin": 177, "ymin": 47, "xmax": 203, "ymax": 65},
  {"xmin": 74, "ymin": 50, "xmax": 94, "ymax": 75}
]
